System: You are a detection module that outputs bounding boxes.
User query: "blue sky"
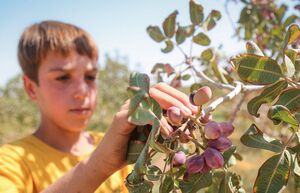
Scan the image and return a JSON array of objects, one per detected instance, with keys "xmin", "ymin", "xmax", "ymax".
[{"xmin": 0, "ymin": 0, "xmax": 251, "ymax": 86}]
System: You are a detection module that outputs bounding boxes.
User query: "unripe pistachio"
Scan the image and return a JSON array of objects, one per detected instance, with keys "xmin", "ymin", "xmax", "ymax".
[
  {"xmin": 172, "ymin": 151, "xmax": 186, "ymax": 167},
  {"xmin": 167, "ymin": 106, "xmax": 183, "ymax": 125},
  {"xmin": 200, "ymin": 113, "xmax": 212, "ymax": 124},
  {"xmin": 204, "ymin": 147, "xmax": 224, "ymax": 169},
  {"xmin": 207, "ymin": 136, "xmax": 232, "ymax": 152},
  {"xmin": 186, "ymin": 155, "xmax": 204, "ymax": 174},
  {"xmin": 189, "ymin": 86, "xmax": 212, "ymax": 106},
  {"xmin": 219, "ymin": 122, "xmax": 234, "ymax": 137},
  {"xmin": 204, "ymin": 121, "xmax": 221, "ymax": 139}
]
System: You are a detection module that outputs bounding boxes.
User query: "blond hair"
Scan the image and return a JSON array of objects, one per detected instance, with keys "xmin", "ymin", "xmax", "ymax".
[{"xmin": 18, "ymin": 20, "xmax": 99, "ymax": 83}]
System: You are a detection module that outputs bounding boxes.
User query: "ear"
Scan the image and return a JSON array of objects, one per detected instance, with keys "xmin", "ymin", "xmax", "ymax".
[{"xmin": 23, "ymin": 75, "xmax": 38, "ymax": 100}]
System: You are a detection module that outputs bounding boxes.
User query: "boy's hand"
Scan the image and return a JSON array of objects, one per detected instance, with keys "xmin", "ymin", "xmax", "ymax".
[{"xmin": 96, "ymin": 82, "xmax": 198, "ymax": 175}]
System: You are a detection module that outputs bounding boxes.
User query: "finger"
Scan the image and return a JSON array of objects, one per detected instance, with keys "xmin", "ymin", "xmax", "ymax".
[
  {"xmin": 115, "ymin": 110, "xmax": 136, "ymax": 135},
  {"xmin": 160, "ymin": 116, "xmax": 173, "ymax": 137},
  {"xmin": 120, "ymin": 99, "xmax": 130, "ymax": 111},
  {"xmin": 149, "ymin": 87, "xmax": 192, "ymax": 116},
  {"xmin": 153, "ymin": 82, "xmax": 198, "ymax": 114}
]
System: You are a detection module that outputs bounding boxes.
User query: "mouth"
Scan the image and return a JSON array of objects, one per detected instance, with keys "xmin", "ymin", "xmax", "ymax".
[{"xmin": 69, "ymin": 108, "xmax": 92, "ymax": 115}]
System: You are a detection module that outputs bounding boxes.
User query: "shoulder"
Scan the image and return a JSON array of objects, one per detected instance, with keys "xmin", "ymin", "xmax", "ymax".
[
  {"xmin": 0, "ymin": 136, "xmax": 35, "ymax": 191},
  {"xmin": 0, "ymin": 135, "xmax": 34, "ymax": 157}
]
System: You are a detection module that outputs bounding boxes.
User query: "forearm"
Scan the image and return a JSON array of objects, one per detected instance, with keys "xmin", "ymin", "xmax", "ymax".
[{"xmin": 41, "ymin": 131, "xmax": 130, "ymax": 193}]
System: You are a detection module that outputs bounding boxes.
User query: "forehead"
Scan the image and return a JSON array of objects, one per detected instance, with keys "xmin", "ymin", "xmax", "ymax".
[{"xmin": 40, "ymin": 50, "xmax": 98, "ymax": 72}]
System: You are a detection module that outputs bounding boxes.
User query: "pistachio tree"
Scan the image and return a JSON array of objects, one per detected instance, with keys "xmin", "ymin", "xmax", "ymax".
[{"xmin": 125, "ymin": 0, "xmax": 300, "ymax": 192}]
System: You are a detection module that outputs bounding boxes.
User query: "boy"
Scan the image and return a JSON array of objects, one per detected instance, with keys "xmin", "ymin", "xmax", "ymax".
[{"xmin": 0, "ymin": 20, "xmax": 197, "ymax": 193}]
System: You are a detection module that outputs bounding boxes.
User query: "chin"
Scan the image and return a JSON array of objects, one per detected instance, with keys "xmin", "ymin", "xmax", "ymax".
[{"xmin": 63, "ymin": 123, "xmax": 89, "ymax": 133}]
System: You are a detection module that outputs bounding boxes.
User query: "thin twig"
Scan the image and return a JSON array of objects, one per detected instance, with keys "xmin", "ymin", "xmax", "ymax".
[
  {"xmin": 188, "ymin": 136, "xmax": 205, "ymax": 150},
  {"xmin": 176, "ymin": 44, "xmax": 188, "ymax": 59},
  {"xmin": 203, "ymin": 81, "xmax": 243, "ymax": 115}
]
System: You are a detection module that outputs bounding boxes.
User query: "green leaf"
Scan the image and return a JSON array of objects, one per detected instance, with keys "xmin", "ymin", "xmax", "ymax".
[
  {"xmin": 295, "ymin": 153, "xmax": 300, "ymax": 189},
  {"xmin": 189, "ymin": 0, "xmax": 204, "ymax": 25},
  {"xmin": 246, "ymin": 41, "xmax": 264, "ymax": 56},
  {"xmin": 223, "ymin": 146, "xmax": 237, "ymax": 166},
  {"xmin": 240, "ymin": 124, "xmax": 283, "ymax": 153},
  {"xmin": 267, "ymin": 105, "xmax": 299, "ymax": 130},
  {"xmin": 285, "ymin": 49, "xmax": 299, "ymax": 64},
  {"xmin": 179, "ymin": 172, "xmax": 212, "ymax": 193},
  {"xmin": 283, "ymin": 54, "xmax": 296, "ymax": 78},
  {"xmin": 149, "ymin": 119, "xmax": 174, "ymax": 153},
  {"xmin": 231, "ymin": 54, "xmax": 283, "ymax": 85},
  {"xmin": 151, "ymin": 63, "xmax": 165, "ymax": 74},
  {"xmin": 203, "ymin": 10, "xmax": 221, "ymax": 31},
  {"xmin": 163, "ymin": 10, "xmax": 178, "ymax": 38},
  {"xmin": 128, "ymin": 106, "xmax": 155, "ymax": 126},
  {"xmin": 181, "ymin": 25, "xmax": 195, "ymax": 37},
  {"xmin": 253, "ymin": 152, "xmax": 291, "ymax": 193},
  {"xmin": 247, "ymin": 80, "xmax": 288, "ymax": 117},
  {"xmin": 161, "ymin": 40, "xmax": 174, "ymax": 53},
  {"xmin": 159, "ymin": 175, "xmax": 174, "ymax": 193},
  {"xmin": 294, "ymin": 154, "xmax": 300, "ymax": 176},
  {"xmin": 211, "ymin": 59, "xmax": 229, "ymax": 84},
  {"xmin": 146, "ymin": 165, "xmax": 162, "ymax": 181},
  {"xmin": 126, "ymin": 177, "xmax": 153, "ymax": 193},
  {"xmin": 276, "ymin": 4, "xmax": 287, "ymax": 22},
  {"xmin": 176, "ymin": 26, "xmax": 186, "ymax": 45},
  {"xmin": 238, "ymin": 7, "xmax": 251, "ymax": 24},
  {"xmin": 126, "ymin": 125, "xmax": 151, "ymax": 164},
  {"xmin": 193, "ymin": 32, "xmax": 210, "ymax": 46},
  {"xmin": 128, "ymin": 89, "xmax": 147, "ymax": 116},
  {"xmin": 134, "ymin": 141, "xmax": 150, "ymax": 174},
  {"xmin": 218, "ymin": 173, "xmax": 234, "ymax": 193},
  {"xmin": 282, "ymin": 24, "xmax": 300, "ymax": 50},
  {"xmin": 149, "ymin": 98, "xmax": 162, "ymax": 119},
  {"xmin": 190, "ymin": 83, "xmax": 203, "ymax": 92},
  {"xmin": 126, "ymin": 171, "xmax": 143, "ymax": 186},
  {"xmin": 244, "ymin": 23, "xmax": 253, "ymax": 40},
  {"xmin": 296, "ymin": 112, "xmax": 300, "ymax": 123},
  {"xmin": 129, "ymin": 95, "xmax": 161, "ymax": 126},
  {"xmin": 182, "ymin": 74, "xmax": 191, "ymax": 80},
  {"xmin": 201, "ymin": 48, "xmax": 214, "ymax": 61},
  {"xmin": 283, "ymin": 15, "xmax": 299, "ymax": 27},
  {"xmin": 275, "ymin": 88, "xmax": 300, "ymax": 113},
  {"xmin": 126, "ymin": 140, "xmax": 146, "ymax": 164},
  {"xmin": 146, "ymin": 26, "xmax": 165, "ymax": 43},
  {"xmin": 129, "ymin": 72, "xmax": 150, "ymax": 92}
]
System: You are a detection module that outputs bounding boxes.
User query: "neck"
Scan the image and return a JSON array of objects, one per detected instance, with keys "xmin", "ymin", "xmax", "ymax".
[{"xmin": 34, "ymin": 121, "xmax": 94, "ymax": 156}]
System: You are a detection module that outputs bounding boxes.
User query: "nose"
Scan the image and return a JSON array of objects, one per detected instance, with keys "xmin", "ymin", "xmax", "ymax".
[{"xmin": 73, "ymin": 78, "xmax": 89, "ymax": 100}]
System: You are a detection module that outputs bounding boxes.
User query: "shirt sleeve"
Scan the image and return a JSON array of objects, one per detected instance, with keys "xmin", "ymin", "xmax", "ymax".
[{"xmin": 0, "ymin": 145, "xmax": 34, "ymax": 193}]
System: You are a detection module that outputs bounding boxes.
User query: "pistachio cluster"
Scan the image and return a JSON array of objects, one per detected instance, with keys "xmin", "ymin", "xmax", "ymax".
[{"xmin": 164, "ymin": 86, "xmax": 235, "ymax": 175}]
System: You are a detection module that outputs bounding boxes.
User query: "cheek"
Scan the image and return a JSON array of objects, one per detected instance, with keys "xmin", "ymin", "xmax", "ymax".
[{"xmin": 90, "ymin": 87, "xmax": 98, "ymax": 109}]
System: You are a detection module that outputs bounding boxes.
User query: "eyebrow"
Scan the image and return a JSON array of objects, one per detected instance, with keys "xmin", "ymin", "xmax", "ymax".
[{"xmin": 48, "ymin": 66, "xmax": 99, "ymax": 73}]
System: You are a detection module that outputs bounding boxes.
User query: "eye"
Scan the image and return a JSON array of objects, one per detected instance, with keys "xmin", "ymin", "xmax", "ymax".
[
  {"xmin": 56, "ymin": 75, "xmax": 70, "ymax": 81},
  {"xmin": 85, "ymin": 74, "xmax": 97, "ymax": 81}
]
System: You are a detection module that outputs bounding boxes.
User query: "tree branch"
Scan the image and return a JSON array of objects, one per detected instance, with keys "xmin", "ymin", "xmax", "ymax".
[{"xmin": 203, "ymin": 81, "xmax": 242, "ymax": 115}]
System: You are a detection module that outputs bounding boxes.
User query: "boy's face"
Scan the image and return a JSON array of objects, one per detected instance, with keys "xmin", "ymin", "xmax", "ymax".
[{"xmin": 24, "ymin": 50, "xmax": 98, "ymax": 133}]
